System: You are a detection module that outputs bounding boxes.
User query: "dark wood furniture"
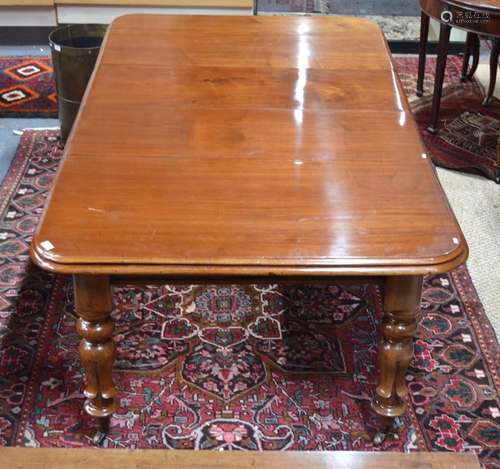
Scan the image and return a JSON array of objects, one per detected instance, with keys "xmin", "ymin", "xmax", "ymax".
[
  {"xmin": 30, "ymin": 15, "xmax": 468, "ymax": 434},
  {"xmin": 0, "ymin": 448, "xmax": 482, "ymax": 468},
  {"xmin": 417, "ymin": 0, "xmax": 500, "ymax": 133}
]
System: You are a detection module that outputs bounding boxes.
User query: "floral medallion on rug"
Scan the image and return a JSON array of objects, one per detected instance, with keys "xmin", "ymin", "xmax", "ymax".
[
  {"xmin": 0, "ymin": 131, "xmax": 499, "ymax": 467},
  {"xmin": 0, "ymin": 57, "xmax": 57, "ymax": 118},
  {"xmin": 395, "ymin": 55, "xmax": 500, "ymax": 183}
]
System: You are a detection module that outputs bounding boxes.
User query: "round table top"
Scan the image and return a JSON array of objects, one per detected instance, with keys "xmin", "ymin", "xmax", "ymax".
[
  {"xmin": 447, "ymin": 0, "xmax": 500, "ymax": 11},
  {"xmin": 420, "ymin": 0, "xmax": 500, "ymax": 35}
]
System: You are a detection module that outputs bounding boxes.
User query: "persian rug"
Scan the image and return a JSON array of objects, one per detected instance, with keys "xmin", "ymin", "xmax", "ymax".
[
  {"xmin": 395, "ymin": 55, "xmax": 500, "ymax": 183},
  {"xmin": 0, "ymin": 57, "xmax": 57, "ymax": 118},
  {"xmin": 0, "ymin": 131, "xmax": 499, "ymax": 467}
]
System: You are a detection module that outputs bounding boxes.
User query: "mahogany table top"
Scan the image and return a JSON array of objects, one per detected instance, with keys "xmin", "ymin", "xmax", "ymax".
[
  {"xmin": 448, "ymin": 0, "xmax": 500, "ymax": 11},
  {"xmin": 32, "ymin": 15, "xmax": 467, "ymax": 277}
]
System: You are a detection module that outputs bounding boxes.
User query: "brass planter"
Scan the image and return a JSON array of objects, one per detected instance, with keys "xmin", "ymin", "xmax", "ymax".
[{"xmin": 49, "ymin": 24, "xmax": 107, "ymax": 143}]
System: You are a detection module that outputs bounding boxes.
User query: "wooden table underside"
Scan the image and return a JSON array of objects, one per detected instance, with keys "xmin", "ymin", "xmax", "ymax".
[{"xmin": 31, "ymin": 15, "xmax": 467, "ymax": 428}]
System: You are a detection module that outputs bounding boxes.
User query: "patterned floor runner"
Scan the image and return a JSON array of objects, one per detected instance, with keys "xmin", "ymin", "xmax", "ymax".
[
  {"xmin": 0, "ymin": 131, "xmax": 498, "ymax": 466},
  {"xmin": 0, "ymin": 57, "xmax": 57, "ymax": 118}
]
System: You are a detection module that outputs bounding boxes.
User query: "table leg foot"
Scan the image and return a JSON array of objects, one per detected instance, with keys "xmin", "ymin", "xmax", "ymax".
[
  {"xmin": 373, "ymin": 417, "xmax": 402, "ymax": 445},
  {"xmin": 92, "ymin": 417, "xmax": 111, "ymax": 446},
  {"xmin": 373, "ymin": 430, "xmax": 386, "ymax": 446},
  {"xmin": 74, "ymin": 275, "xmax": 118, "ymax": 420},
  {"xmin": 372, "ymin": 276, "xmax": 422, "ymax": 419},
  {"xmin": 482, "ymin": 96, "xmax": 493, "ymax": 106}
]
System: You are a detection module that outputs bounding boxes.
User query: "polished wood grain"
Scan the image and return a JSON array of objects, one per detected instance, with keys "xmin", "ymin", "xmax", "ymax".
[
  {"xmin": 30, "ymin": 15, "xmax": 468, "ymax": 424},
  {"xmin": 32, "ymin": 15, "xmax": 466, "ymax": 277},
  {"xmin": 0, "ymin": 448, "xmax": 482, "ymax": 469}
]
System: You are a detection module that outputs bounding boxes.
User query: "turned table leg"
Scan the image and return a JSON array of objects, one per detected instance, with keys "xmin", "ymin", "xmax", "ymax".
[
  {"xmin": 416, "ymin": 11, "xmax": 429, "ymax": 97},
  {"xmin": 428, "ymin": 23, "xmax": 451, "ymax": 134},
  {"xmin": 372, "ymin": 275, "xmax": 423, "ymax": 418},
  {"xmin": 74, "ymin": 274, "xmax": 118, "ymax": 421}
]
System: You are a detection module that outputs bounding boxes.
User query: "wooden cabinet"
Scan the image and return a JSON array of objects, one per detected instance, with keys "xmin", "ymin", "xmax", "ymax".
[
  {"xmin": 0, "ymin": 0, "xmax": 253, "ymax": 26},
  {"xmin": 0, "ymin": 0, "xmax": 53, "ymax": 5}
]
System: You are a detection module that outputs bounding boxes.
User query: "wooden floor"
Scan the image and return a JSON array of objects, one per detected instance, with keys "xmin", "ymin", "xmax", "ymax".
[{"xmin": 0, "ymin": 448, "xmax": 480, "ymax": 468}]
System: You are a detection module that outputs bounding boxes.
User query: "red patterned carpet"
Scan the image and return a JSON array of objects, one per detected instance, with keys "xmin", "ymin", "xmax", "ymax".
[
  {"xmin": 396, "ymin": 55, "xmax": 500, "ymax": 183},
  {"xmin": 0, "ymin": 57, "xmax": 57, "ymax": 117},
  {"xmin": 0, "ymin": 131, "xmax": 499, "ymax": 467}
]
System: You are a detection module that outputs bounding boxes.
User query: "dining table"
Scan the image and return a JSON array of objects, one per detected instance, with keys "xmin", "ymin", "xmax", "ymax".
[{"xmin": 30, "ymin": 14, "xmax": 468, "ymax": 442}]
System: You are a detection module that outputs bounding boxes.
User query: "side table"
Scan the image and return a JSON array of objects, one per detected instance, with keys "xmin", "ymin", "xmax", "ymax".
[{"xmin": 417, "ymin": 0, "xmax": 500, "ymax": 133}]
